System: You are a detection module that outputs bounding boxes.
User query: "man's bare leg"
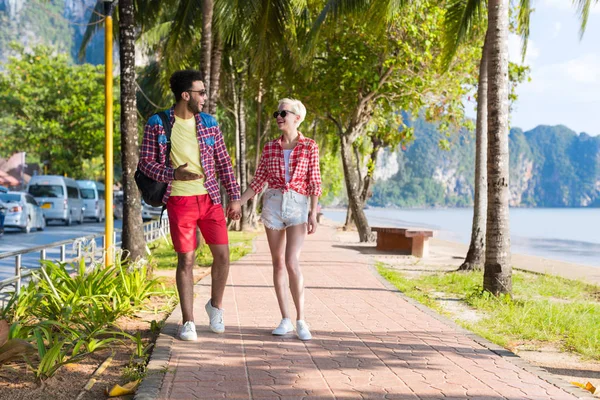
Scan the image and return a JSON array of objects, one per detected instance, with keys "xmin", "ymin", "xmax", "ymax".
[
  {"xmin": 176, "ymin": 251, "xmax": 196, "ymax": 323},
  {"xmin": 207, "ymin": 244, "xmax": 230, "ymax": 309}
]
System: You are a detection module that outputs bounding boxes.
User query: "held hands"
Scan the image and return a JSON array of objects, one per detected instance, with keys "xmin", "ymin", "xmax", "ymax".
[
  {"xmin": 227, "ymin": 200, "xmax": 242, "ymax": 220},
  {"xmin": 174, "ymin": 163, "xmax": 203, "ymax": 181},
  {"xmin": 307, "ymin": 211, "xmax": 318, "ymax": 235}
]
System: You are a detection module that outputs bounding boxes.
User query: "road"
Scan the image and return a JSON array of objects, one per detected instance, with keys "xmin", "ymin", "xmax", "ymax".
[{"xmin": 0, "ymin": 219, "xmax": 124, "ymax": 281}]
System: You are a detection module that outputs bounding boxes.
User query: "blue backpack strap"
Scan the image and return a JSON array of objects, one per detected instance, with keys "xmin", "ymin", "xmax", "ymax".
[
  {"xmin": 200, "ymin": 112, "xmax": 218, "ymax": 128},
  {"xmin": 147, "ymin": 110, "xmax": 172, "ymax": 164}
]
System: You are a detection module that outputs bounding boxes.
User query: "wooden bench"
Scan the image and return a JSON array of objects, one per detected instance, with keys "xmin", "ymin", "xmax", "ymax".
[{"xmin": 371, "ymin": 226, "xmax": 434, "ymax": 258}]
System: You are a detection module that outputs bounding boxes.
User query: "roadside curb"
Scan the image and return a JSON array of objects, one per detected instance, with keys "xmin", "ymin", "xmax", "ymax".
[
  {"xmin": 134, "ymin": 268, "xmax": 211, "ymax": 400},
  {"xmin": 369, "ymin": 263, "xmax": 596, "ymax": 400},
  {"xmin": 134, "ymin": 234, "xmax": 259, "ymax": 400}
]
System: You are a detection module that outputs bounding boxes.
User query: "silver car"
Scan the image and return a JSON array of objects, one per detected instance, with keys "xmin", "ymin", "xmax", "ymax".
[
  {"xmin": 0, "ymin": 192, "xmax": 46, "ymax": 233},
  {"xmin": 142, "ymin": 200, "xmax": 165, "ymax": 221}
]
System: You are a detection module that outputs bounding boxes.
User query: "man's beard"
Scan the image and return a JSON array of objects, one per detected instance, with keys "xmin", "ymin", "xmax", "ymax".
[{"xmin": 187, "ymin": 98, "xmax": 201, "ymax": 114}]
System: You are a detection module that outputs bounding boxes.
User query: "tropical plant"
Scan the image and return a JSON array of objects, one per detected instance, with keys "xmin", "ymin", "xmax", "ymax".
[
  {"xmin": 0, "ymin": 251, "xmax": 171, "ymax": 380},
  {"xmin": 301, "ymin": 0, "xmax": 480, "ymax": 241}
]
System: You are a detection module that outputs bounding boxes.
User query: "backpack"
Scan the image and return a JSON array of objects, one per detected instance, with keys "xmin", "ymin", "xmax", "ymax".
[{"xmin": 135, "ymin": 111, "xmax": 172, "ymax": 207}]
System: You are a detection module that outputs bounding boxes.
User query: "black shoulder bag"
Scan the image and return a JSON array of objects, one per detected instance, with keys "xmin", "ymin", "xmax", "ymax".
[{"xmin": 135, "ymin": 111, "xmax": 172, "ymax": 207}]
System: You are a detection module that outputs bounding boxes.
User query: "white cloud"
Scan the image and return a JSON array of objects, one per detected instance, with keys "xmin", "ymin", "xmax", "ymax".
[
  {"xmin": 541, "ymin": 0, "xmax": 600, "ymax": 13},
  {"xmin": 553, "ymin": 22, "xmax": 562, "ymax": 37},
  {"xmin": 508, "ymin": 34, "xmax": 540, "ymax": 66},
  {"xmin": 561, "ymin": 53, "xmax": 600, "ymax": 83},
  {"xmin": 518, "ymin": 53, "xmax": 600, "ymax": 103}
]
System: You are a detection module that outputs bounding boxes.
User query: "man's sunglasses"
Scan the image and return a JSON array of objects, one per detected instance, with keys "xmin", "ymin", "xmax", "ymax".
[
  {"xmin": 188, "ymin": 89, "xmax": 207, "ymax": 96},
  {"xmin": 272, "ymin": 110, "xmax": 297, "ymax": 119}
]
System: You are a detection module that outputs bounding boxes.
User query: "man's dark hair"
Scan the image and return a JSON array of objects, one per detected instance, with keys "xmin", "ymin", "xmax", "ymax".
[{"xmin": 169, "ymin": 69, "xmax": 204, "ymax": 102}]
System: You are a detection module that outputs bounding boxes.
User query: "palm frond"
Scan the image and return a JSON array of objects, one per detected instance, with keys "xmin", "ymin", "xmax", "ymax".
[
  {"xmin": 517, "ymin": 0, "xmax": 532, "ymax": 62},
  {"xmin": 441, "ymin": 0, "xmax": 485, "ymax": 71},
  {"xmin": 573, "ymin": 0, "xmax": 598, "ymax": 38},
  {"xmin": 304, "ymin": 0, "xmax": 372, "ymax": 55},
  {"xmin": 163, "ymin": 0, "xmax": 203, "ymax": 71},
  {"xmin": 78, "ymin": 1, "xmax": 107, "ymax": 62},
  {"xmin": 214, "ymin": 0, "xmax": 253, "ymax": 46},
  {"xmin": 136, "ymin": 22, "xmax": 172, "ymax": 50}
]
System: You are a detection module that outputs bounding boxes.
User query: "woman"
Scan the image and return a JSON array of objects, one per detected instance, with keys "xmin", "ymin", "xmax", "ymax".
[{"xmin": 239, "ymin": 98, "xmax": 322, "ymax": 341}]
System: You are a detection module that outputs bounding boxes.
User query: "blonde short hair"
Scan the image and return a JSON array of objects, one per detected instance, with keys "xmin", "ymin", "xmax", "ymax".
[{"xmin": 278, "ymin": 98, "xmax": 306, "ymax": 126}]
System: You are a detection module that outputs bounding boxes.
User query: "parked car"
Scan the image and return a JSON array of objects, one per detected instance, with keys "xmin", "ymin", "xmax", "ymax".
[
  {"xmin": 77, "ymin": 180, "xmax": 106, "ymax": 222},
  {"xmin": 0, "ymin": 185, "xmax": 7, "ymax": 235},
  {"xmin": 113, "ymin": 190, "xmax": 123, "ymax": 220},
  {"xmin": 142, "ymin": 200, "xmax": 165, "ymax": 221},
  {"xmin": 0, "ymin": 191, "xmax": 45, "ymax": 233},
  {"xmin": 28, "ymin": 175, "xmax": 84, "ymax": 226}
]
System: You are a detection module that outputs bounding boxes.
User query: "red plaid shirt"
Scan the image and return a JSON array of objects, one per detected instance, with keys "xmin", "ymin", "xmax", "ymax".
[
  {"xmin": 250, "ymin": 132, "xmax": 322, "ymax": 197},
  {"xmin": 137, "ymin": 107, "xmax": 240, "ymax": 205}
]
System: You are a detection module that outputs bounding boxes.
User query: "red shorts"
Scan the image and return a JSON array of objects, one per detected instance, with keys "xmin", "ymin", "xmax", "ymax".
[{"xmin": 166, "ymin": 195, "xmax": 228, "ymax": 253}]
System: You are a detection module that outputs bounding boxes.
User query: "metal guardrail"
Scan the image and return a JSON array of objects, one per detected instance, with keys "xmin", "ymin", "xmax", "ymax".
[{"xmin": 0, "ymin": 217, "xmax": 170, "ymax": 294}]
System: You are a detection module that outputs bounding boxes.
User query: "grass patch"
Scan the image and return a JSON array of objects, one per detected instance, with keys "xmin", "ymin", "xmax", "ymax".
[
  {"xmin": 377, "ymin": 263, "xmax": 600, "ymax": 360},
  {"xmin": 150, "ymin": 231, "xmax": 258, "ymax": 269}
]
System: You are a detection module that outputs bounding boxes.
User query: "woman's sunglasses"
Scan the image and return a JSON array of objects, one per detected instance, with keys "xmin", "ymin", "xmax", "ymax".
[{"xmin": 273, "ymin": 110, "xmax": 297, "ymax": 119}]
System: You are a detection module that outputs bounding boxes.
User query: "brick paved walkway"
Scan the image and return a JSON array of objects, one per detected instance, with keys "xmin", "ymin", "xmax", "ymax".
[{"xmin": 144, "ymin": 224, "xmax": 590, "ymax": 400}]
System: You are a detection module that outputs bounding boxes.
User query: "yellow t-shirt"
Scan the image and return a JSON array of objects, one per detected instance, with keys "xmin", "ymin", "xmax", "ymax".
[{"xmin": 170, "ymin": 115, "xmax": 207, "ymax": 196}]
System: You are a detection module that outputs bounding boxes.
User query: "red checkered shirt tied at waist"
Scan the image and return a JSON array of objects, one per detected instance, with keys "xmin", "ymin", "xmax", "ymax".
[{"xmin": 249, "ymin": 132, "xmax": 322, "ymax": 197}]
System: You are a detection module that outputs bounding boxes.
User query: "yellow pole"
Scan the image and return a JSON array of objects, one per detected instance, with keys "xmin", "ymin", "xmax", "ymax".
[{"xmin": 104, "ymin": 11, "xmax": 114, "ymax": 267}]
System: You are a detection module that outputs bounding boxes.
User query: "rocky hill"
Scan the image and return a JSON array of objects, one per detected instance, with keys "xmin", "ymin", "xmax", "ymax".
[
  {"xmin": 372, "ymin": 118, "xmax": 600, "ymax": 208},
  {"xmin": 0, "ymin": 0, "xmax": 103, "ymax": 65}
]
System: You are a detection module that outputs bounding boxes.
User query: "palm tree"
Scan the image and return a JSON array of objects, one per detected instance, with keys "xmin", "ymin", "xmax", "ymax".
[
  {"xmin": 460, "ymin": 34, "xmax": 488, "ymax": 271},
  {"xmin": 214, "ymin": 0, "xmax": 308, "ymax": 230},
  {"xmin": 118, "ymin": 0, "xmax": 145, "ymax": 261},
  {"xmin": 442, "ymin": 0, "xmax": 488, "ymax": 271},
  {"xmin": 483, "ymin": 0, "xmax": 511, "ymax": 294},
  {"xmin": 443, "ymin": 0, "xmax": 596, "ymax": 287},
  {"xmin": 79, "ymin": 0, "xmax": 146, "ymax": 260},
  {"xmin": 201, "ymin": 0, "xmax": 214, "ymax": 102}
]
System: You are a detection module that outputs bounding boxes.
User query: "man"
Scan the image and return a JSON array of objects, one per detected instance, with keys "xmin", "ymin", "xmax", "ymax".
[{"xmin": 138, "ymin": 70, "xmax": 241, "ymax": 341}]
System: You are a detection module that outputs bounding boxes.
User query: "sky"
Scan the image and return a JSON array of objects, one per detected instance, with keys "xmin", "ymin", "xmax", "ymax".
[{"xmin": 504, "ymin": 0, "xmax": 600, "ymax": 136}]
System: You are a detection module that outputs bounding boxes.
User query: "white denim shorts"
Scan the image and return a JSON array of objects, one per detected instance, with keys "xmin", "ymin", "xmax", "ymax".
[{"xmin": 261, "ymin": 188, "xmax": 309, "ymax": 230}]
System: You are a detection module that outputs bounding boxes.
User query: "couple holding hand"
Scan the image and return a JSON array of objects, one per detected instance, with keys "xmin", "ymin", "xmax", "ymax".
[{"xmin": 138, "ymin": 69, "xmax": 321, "ymax": 342}]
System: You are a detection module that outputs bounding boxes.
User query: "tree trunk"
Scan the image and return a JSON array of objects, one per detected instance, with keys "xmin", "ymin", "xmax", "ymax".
[
  {"xmin": 360, "ymin": 137, "xmax": 382, "ymax": 204},
  {"xmin": 229, "ymin": 59, "xmax": 241, "ymax": 231},
  {"xmin": 344, "ymin": 136, "xmax": 380, "ymax": 232},
  {"xmin": 208, "ymin": 31, "xmax": 222, "ymax": 115},
  {"xmin": 343, "ymin": 205, "xmax": 353, "ymax": 230},
  {"xmin": 200, "ymin": 0, "xmax": 213, "ymax": 96},
  {"xmin": 248, "ymin": 80, "xmax": 265, "ymax": 229},
  {"xmin": 340, "ymin": 135, "xmax": 374, "ymax": 242},
  {"xmin": 238, "ymin": 70, "xmax": 250, "ymax": 231},
  {"xmin": 459, "ymin": 31, "xmax": 490, "ymax": 272},
  {"xmin": 118, "ymin": 0, "xmax": 145, "ymax": 261},
  {"xmin": 484, "ymin": 0, "xmax": 512, "ymax": 295}
]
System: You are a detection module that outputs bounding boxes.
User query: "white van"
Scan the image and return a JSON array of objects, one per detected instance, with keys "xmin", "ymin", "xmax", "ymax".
[
  {"xmin": 77, "ymin": 180, "xmax": 105, "ymax": 222},
  {"xmin": 28, "ymin": 175, "xmax": 84, "ymax": 226}
]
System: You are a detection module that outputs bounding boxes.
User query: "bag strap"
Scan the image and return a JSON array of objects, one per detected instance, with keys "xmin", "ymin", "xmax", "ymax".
[
  {"xmin": 156, "ymin": 110, "xmax": 172, "ymax": 220},
  {"xmin": 156, "ymin": 110, "xmax": 173, "ymax": 162}
]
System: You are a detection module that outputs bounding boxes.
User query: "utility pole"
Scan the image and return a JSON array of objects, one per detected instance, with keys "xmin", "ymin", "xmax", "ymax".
[{"xmin": 104, "ymin": 0, "xmax": 114, "ymax": 267}]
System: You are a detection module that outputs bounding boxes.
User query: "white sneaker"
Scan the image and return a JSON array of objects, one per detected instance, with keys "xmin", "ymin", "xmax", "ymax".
[
  {"xmin": 205, "ymin": 299, "xmax": 225, "ymax": 333},
  {"xmin": 272, "ymin": 318, "xmax": 294, "ymax": 335},
  {"xmin": 296, "ymin": 320, "xmax": 312, "ymax": 341},
  {"xmin": 179, "ymin": 321, "xmax": 197, "ymax": 341}
]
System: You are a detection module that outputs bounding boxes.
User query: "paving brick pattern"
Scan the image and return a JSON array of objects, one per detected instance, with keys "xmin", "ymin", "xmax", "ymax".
[{"xmin": 155, "ymin": 225, "xmax": 586, "ymax": 400}]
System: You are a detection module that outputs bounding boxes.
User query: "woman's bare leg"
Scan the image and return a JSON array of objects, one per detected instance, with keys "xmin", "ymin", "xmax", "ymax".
[
  {"xmin": 285, "ymin": 223, "xmax": 308, "ymax": 321},
  {"xmin": 265, "ymin": 227, "xmax": 289, "ymax": 319}
]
